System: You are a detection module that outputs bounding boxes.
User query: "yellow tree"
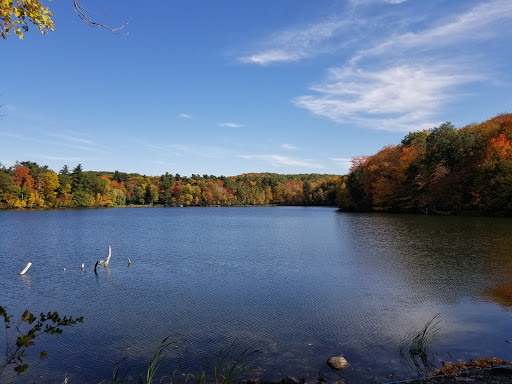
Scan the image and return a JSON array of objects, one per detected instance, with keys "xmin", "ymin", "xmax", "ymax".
[
  {"xmin": 43, "ymin": 170, "xmax": 60, "ymax": 207},
  {"xmin": 0, "ymin": 0, "xmax": 54, "ymax": 39},
  {"xmin": 179, "ymin": 184, "xmax": 194, "ymax": 206},
  {"xmin": 1, "ymin": 0, "xmax": 127, "ymax": 39}
]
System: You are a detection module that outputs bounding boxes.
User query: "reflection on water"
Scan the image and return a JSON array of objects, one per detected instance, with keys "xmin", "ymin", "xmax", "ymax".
[
  {"xmin": 485, "ymin": 284, "xmax": 512, "ymax": 307},
  {"xmin": 1, "ymin": 208, "xmax": 512, "ymax": 383}
]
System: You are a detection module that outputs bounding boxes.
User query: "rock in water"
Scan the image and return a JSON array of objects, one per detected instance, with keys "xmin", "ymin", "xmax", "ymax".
[{"xmin": 327, "ymin": 356, "xmax": 348, "ymax": 371}]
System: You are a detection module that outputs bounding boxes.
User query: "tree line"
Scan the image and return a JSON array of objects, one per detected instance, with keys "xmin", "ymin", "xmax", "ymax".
[
  {"xmin": 338, "ymin": 113, "xmax": 512, "ymax": 215},
  {"xmin": 4, "ymin": 113, "xmax": 510, "ymax": 213},
  {"xmin": 0, "ymin": 162, "xmax": 338, "ymax": 209}
]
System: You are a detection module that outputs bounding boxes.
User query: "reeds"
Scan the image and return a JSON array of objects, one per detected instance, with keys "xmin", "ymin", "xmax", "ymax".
[
  {"xmin": 194, "ymin": 341, "xmax": 260, "ymax": 384},
  {"xmin": 146, "ymin": 336, "xmax": 186, "ymax": 384},
  {"xmin": 103, "ymin": 337, "xmax": 259, "ymax": 384},
  {"xmin": 398, "ymin": 314, "xmax": 441, "ymax": 375}
]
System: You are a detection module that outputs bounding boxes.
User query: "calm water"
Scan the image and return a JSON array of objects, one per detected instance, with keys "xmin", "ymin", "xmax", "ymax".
[{"xmin": 1, "ymin": 207, "xmax": 512, "ymax": 383}]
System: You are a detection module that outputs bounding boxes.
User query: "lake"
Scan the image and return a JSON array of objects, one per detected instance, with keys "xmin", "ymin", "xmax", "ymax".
[{"xmin": 1, "ymin": 207, "xmax": 512, "ymax": 383}]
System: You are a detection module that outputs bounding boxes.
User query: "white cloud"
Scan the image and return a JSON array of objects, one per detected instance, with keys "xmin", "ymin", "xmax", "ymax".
[
  {"xmin": 294, "ymin": 64, "xmax": 479, "ymax": 132},
  {"xmin": 239, "ymin": 20, "xmax": 350, "ymax": 65},
  {"xmin": 292, "ymin": 0, "xmax": 512, "ymax": 131},
  {"xmin": 0, "ymin": 131, "xmax": 23, "ymax": 139},
  {"xmin": 239, "ymin": 50, "xmax": 302, "ymax": 66},
  {"xmin": 330, "ymin": 158, "xmax": 353, "ymax": 174},
  {"xmin": 281, "ymin": 143, "xmax": 299, "ymax": 150},
  {"xmin": 49, "ymin": 133, "xmax": 93, "ymax": 145},
  {"xmin": 170, "ymin": 144, "xmax": 227, "ymax": 158},
  {"xmin": 41, "ymin": 156, "xmax": 86, "ymax": 162},
  {"xmin": 144, "ymin": 142, "xmax": 228, "ymax": 158},
  {"xmin": 237, "ymin": 0, "xmax": 512, "ymax": 131},
  {"xmin": 145, "ymin": 143, "xmax": 168, "ymax": 152},
  {"xmin": 351, "ymin": 0, "xmax": 512, "ymax": 64},
  {"xmin": 178, "ymin": 113, "xmax": 192, "ymax": 119},
  {"xmin": 1, "ymin": 128, "xmax": 103, "ymax": 152},
  {"xmin": 240, "ymin": 154, "xmax": 324, "ymax": 169},
  {"xmin": 218, "ymin": 122, "xmax": 245, "ymax": 128}
]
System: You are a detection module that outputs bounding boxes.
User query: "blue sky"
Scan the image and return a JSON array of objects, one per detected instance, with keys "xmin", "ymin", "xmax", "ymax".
[{"xmin": 1, "ymin": 0, "xmax": 511, "ymax": 176}]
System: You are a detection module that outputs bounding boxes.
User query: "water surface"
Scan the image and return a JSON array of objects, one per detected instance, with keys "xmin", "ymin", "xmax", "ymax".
[{"xmin": 1, "ymin": 207, "xmax": 511, "ymax": 383}]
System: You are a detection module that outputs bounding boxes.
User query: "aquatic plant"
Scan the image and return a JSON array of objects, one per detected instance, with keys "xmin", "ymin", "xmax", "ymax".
[
  {"xmin": 194, "ymin": 340, "xmax": 260, "ymax": 384},
  {"xmin": 146, "ymin": 335, "xmax": 187, "ymax": 384},
  {"xmin": 103, "ymin": 337, "xmax": 259, "ymax": 384},
  {"xmin": 398, "ymin": 314, "xmax": 441, "ymax": 375},
  {"xmin": 105, "ymin": 357, "xmax": 133, "ymax": 384}
]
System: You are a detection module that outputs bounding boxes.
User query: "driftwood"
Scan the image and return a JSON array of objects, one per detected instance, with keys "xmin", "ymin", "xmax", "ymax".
[
  {"xmin": 19, "ymin": 262, "xmax": 32, "ymax": 275},
  {"xmin": 432, "ymin": 207, "xmax": 453, "ymax": 216},
  {"xmin": 105, "ymin": 245, "xmax": 112, "ymax": 267},
  {"xmin": 127, "ymin": 258, "xmax": 131, "ymax": 265}
]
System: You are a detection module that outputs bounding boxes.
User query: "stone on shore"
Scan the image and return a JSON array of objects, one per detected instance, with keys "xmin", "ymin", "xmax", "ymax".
[{"xmin": 327, "ymin": 356, "xmax": 348, "ymax": 371}]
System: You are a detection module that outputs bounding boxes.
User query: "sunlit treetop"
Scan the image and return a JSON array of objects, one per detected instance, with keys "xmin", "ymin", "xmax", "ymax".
[{"xmin": 0, "ymin": 0, "xmax": 54, "ymax": 39}]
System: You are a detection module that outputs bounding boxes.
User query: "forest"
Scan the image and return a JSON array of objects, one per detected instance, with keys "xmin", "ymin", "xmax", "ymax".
[
  {"xmin": 338, "ymin": 113, "xmax": 512, "ymax": 215},
  {"xmin": 2, "ymin": 113, "xmax": 511, "ymax": 214},
  {"xmin": 0, "ymin": 162, "xmax": 338, "ymax": 209}
]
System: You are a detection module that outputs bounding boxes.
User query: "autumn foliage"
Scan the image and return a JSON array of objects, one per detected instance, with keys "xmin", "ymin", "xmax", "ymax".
[
  {"xmin": 0, "ymin": 162, "xmax": 339, "ymax": 209},
  {"xmin": 0, "ymin": 0, "xmax": 54, "ymax": 39},
  {"xmin": 339, "ymin": 113, "xmax": 512, "ymax": 215}
]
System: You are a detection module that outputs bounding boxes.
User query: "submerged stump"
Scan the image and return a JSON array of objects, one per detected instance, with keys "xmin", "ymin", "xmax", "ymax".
[{"xmin": 19, "ymin": 262, "xmax": 32, "ymax": 276}]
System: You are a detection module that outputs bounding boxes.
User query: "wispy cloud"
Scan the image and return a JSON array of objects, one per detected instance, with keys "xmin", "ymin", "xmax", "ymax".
[
  {"xmin": 144, "ymin": 143, "xmax": 168, "ymax": 152},
  {"xmin": 281, "ymin": 143, "xmax": 299, "ymax": 150},
  {"xmin": 37, "ymin": 127, "xmax": 109, "ymax": 154},
  {"xmin": 144, "ymin": 142, "xmax": 229, "ymax": 159},
  {"xmin": 351, "ymin": 0, "xmax": 512, "ymax": 65},
  {"xmin": 239, "ymin": 50, "xmax": 300, "ymax": 66},
  {"xmin": 2, "ymin": 128, "xmax": 104, "ymax": 152},
  {"xmin": 0, "ymin": 131, "xmax": 23, "ymax": 140},
  {"xmin": 238, "ymin": 19, "xmax": 352, "ymax": 65},
  {"xmin": 331, "ymin": 157, "xmax": 353, "ymax": 174},
  {"xmin": 218, "ymin": 122, "xmax": 245, "ymax": 128},
  {"xmin": 237, "ymin": 0, "xmax": 512, "ymax": 131},
  {"xmin": 171, "ymin": 144, "xmax": 227, "ymax": 158},
  {"xmin": 178, "ymin": 113, "xmax": 192, "ymax": 119},
  {"xmin": 49, "ymin": 133, "xmax": 93, "ymax": 145},
  {"xmin": 294, "ymin": 64, "xmax": 479, "ymax": 131},
  {"xmin": 291, "ymin": 0, "xmax": 512, "ymax": 131},
  {"xmin": 41, "ymin": 155, "xmax": 88, "ymax": 162},
  {"xmin": 240, "ymin": 154, "xmax": 324, "ymax": 169}
]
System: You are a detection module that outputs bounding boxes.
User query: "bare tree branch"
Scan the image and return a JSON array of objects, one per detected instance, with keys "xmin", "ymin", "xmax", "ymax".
[{"xmin": 73, "ymin": 0, "xmax": 130, "ymax": 35}]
